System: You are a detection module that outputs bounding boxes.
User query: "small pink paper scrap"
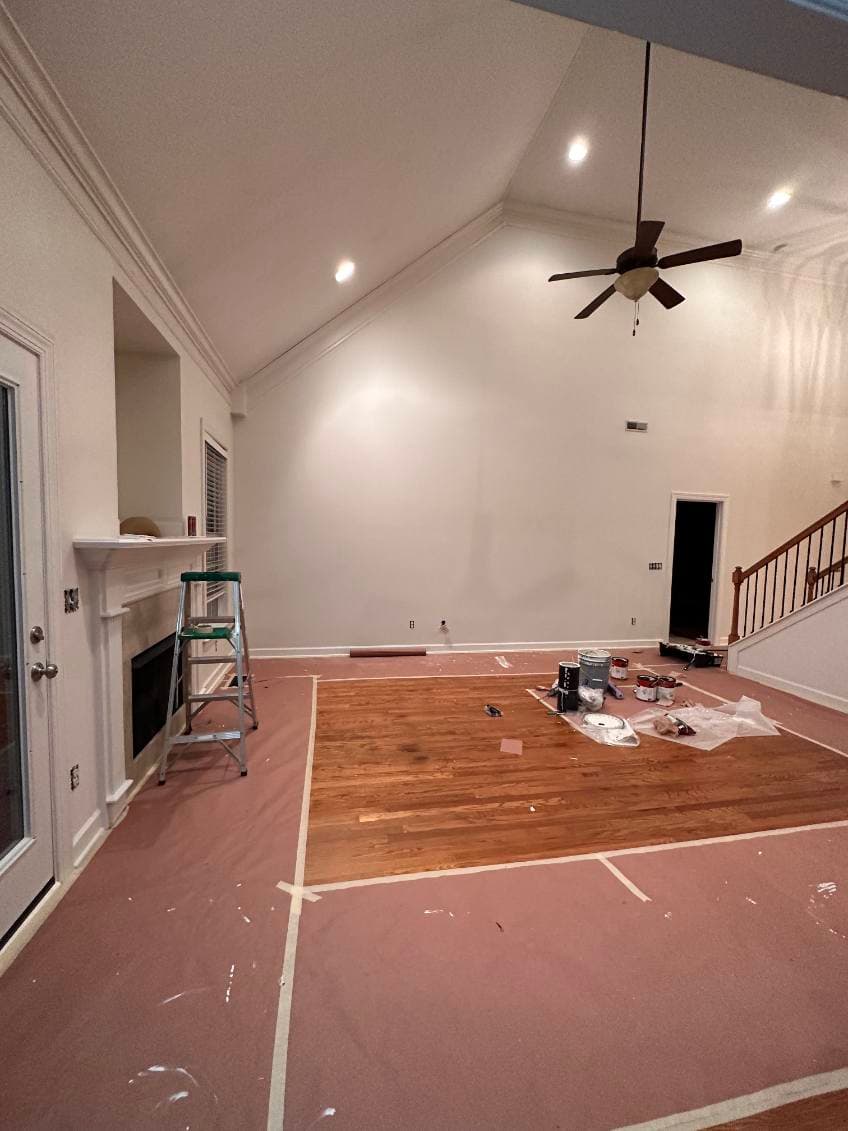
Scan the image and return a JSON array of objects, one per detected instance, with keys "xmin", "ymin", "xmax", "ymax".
[{"xmin": 500, "ymin": 738, "xmax": 523, "ymax": 755}]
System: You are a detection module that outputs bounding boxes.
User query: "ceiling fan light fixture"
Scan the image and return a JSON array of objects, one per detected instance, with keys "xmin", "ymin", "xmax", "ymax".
[
  {"xmin": 614, "ymin": 266, "xmax": 658, "ymax": 301},
  {"xmin": 566, "ymin": 137, "xmax": 589, "ymax": 165}
]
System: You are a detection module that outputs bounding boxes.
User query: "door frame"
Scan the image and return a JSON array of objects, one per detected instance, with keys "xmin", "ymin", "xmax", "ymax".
[
  {"xmin": 0, "ymin": 306, "xmax": 66, "ymax": 890},
  {"xmin": 665, "ymin": 492, "xmax": 729, "ymax": 644}
]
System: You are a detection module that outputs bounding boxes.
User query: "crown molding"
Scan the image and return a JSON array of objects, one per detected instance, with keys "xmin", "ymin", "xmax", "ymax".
[
  {"xmin": 0, "ymin": 5, "xmax": 234, "ymax": 399},
  {"xmin": 243, "ymin": 201, "xmax": 505, "ymax": 408}
]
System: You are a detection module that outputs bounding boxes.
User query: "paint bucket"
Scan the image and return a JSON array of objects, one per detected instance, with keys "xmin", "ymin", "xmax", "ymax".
[
  {"xmin": 557, "ymin": 662, "xmax": 580, "ymax": 712},
  {"xmin": 577, "ymin": 648, "xmax": 611, "ymax": 691},
  {"xmin": 634, "ymin": 673, "xmax": 658, "ymax": 702},
  {"xmin": 610, "ymin": 656, "xmax": 629, "ymax": 680},
  {"xmin": 657, "ymin": 676, "xmax": 676, "ymax": 705},
  {"xmin": 558, "ymin": 661, "xmax": 580, "ymax": 690}
]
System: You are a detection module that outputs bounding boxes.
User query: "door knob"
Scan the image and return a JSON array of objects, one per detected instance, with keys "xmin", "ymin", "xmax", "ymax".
[{"xmin": 30, "ymin": 662, "xmax": 59, "ymax": 681}]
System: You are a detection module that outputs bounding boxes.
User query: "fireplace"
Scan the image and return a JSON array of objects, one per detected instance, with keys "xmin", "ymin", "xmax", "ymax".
[{"xmin": 131, "ymin": 634, "xmax": 183, "ymax": 759}]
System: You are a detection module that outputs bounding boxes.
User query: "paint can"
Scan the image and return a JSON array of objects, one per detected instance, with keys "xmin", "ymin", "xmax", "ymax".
[
  {"xmin": 557, "ymin": 662, "xmax": 580, "ymax": 712},
  {"xmin": 610, "ymin": 656, "xmax": 629, "ymax": 680},
  {"xmin": 634, "ymin": 673, "xmax": 658, "ymax": 701},
  {"xmin": 657, "ymin": 676, "xmax": 676, "ymax": 705},
  {"xmin": 577, "ymin": 648, "xmax": 611, "ymax": 691}
]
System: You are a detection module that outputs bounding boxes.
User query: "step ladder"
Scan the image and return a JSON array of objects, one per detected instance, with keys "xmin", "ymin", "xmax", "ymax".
[{"xmin": 159, "ymin": 570, "xmax": 258, "ymax": 783}]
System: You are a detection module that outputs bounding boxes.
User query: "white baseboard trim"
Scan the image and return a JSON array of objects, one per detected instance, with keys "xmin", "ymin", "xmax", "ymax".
[
  {"xmin": 71, "ymin": 808, "xmax": 105, "ymax": 869},
  {"xmin": 252, "ymin": 638, "xmax": 660, "ymax": 660},
  {"xmin": 734, "ymin": 664, "xmax": 848, "ymax": 715},
  {"xmin": 199, "ymin": 659, "xmax": 234, "ymax": 693}
]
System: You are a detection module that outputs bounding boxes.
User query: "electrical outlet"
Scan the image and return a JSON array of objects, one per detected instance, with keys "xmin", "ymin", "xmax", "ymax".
[
  {"xmin": 440, "ymin": 619, "xmax": 448, "ymax": 631},
  {"xmin": 64, "ymin": 587, "xmax": 80, "ymax": 613},
  {"xmin": 649, "ymin": 562, "xmax": 663, "ymax": 570},
  {"xmin": 631, "ymin": 617, "xmax": 637, "ymax": 626},
  {"xmin": 70, "ymin": 764, "xmax": 80, "ymax": 791},
  {"xmin": 409, "ymin": 619, "xmax": 415, "ymax": 630}
]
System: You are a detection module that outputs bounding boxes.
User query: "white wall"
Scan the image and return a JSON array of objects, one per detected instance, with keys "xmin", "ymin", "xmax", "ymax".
[
  {"xmin": 729, "ymin": 585, "xmax": 848, "ymax": 713},
  {"xmin": 115, "ymin": 353, "xmax": 182, "ymax": 535},
  {"xmin": 0, "ymin": 112, "xmax": 233, "ymax": 865},
  {"xmin": 235, "ymin": 222, "xmax": 848, "ymax": 654}
]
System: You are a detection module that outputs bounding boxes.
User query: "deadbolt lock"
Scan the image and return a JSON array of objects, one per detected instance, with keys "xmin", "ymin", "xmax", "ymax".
[{"xmin": 30, "ymin": 625, "xmax": 44, "ymax": 644}]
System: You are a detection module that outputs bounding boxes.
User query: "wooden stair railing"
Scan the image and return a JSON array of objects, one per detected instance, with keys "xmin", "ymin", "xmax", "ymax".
[{"xmin": 729, "ymin": 497, "xmax": 848, "ymax": 644}]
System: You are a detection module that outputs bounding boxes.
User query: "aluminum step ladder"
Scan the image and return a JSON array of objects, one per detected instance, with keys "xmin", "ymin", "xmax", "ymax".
[{"xmin": 159, "ymin": 570, "xmax": 258, "ymax": 783}]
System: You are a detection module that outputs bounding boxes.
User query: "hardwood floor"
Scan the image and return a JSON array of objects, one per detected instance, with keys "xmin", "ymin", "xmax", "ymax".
[{"xmin": 304, "ymin": 674, "xmax": 848, "ymax": 885}]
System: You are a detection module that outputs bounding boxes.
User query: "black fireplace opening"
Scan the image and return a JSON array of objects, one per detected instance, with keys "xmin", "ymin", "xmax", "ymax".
[{"xmin": 131, "ymin": 633, "xmax": 183, "ymax": 759}]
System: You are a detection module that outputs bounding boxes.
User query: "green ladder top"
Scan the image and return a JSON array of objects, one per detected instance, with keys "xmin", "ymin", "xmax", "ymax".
[{"xmin": 181, "ymin": 570, "xmax": 242, "ymax": 582}]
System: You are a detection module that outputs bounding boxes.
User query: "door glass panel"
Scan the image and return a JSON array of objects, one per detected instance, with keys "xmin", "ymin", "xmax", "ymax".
[{"xmin": 0, "ymin": 384, "xmax": 24, "ymax": 858}]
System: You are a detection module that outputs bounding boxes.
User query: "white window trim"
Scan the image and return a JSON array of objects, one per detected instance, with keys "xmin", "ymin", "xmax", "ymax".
[{"xmin": 201, "ymin": 428, "xmax": 228, "ymax": 609}]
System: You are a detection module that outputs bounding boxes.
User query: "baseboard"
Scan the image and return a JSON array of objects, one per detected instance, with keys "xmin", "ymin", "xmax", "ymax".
[
  {"xmin": 735, "ymin": 664, "xmax": 848, "ymax": 715},
  {"xmin": 252, "ymin": 638, "xmax": 660, "ymax": 659},
  {"xmin": 71, "ymin": 808, "xmax": 105, "ymax": 869},
  {"xmin": 198, "ymin": 659, "xmax": 234, "ymax": 693}
]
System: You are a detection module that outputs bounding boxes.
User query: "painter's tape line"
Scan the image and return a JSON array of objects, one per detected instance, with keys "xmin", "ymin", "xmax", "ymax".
[
  {"xmin": 597, "ymin": 856, "xmax": 651, "ymax": 902},
  {"xmin": 275, "ymin": 880, "xmax": 321, "ymax": 903},
  {"xmin": 610, "ymin": 1066, "xmax": 848, "ymax": 1131},
  {"xmin": 267, "ymin": 675, "xmax": 319, "ymax": 1131}
]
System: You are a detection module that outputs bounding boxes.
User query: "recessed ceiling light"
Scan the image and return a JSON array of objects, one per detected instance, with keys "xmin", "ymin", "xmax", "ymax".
[
  {"xmin": 334, "ymin": 259, "xmax": 356, "ymax": 283},
  {"xmin": 566, "ymin": 138, "xmax": 589, "ymax": 166},
  {"xmin": 767, "ymin": 188, "xmax": 792, "ymax": 210}
]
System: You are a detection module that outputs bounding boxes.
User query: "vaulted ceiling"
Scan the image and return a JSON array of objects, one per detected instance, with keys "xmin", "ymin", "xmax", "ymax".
[{"xmin": 7, "ymin": 0, "xmax": 848, "ymax": 384}]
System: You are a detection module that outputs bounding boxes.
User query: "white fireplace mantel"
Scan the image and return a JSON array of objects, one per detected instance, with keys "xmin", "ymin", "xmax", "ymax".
[
  {"xmin": 74, "ymin": 535, "xmax": 225, "ymax": 574},
  {"xmin": 74, "ymin": 535, "xmax": 225, "ymax": 825}
]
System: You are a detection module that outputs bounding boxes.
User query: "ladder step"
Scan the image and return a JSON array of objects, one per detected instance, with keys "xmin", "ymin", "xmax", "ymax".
[
  {"xmin": 171, "ymin": 730, "xmax": 243, "ymax": 745},
  {"xmin": 181, "ymin": 626, "xmax": 233, "ymax": 641},
  {"xmin": 187, "ymin": 615, "xmax": 236, "ymax": 624},
  {"xmin": 187, "ymin": 690, "xmax": 250, "ymax": 702},
  {"xmin": 187, "ymin": 656, "xmax": 231, "ymax": 664}
]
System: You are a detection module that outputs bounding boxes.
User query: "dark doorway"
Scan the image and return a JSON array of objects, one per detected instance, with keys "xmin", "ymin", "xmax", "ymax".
[{"xmin": 669, "ymin": 500, "xmax": 718, "ymax": 640}]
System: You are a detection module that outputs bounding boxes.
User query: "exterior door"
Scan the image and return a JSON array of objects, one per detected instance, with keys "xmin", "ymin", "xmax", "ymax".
[{"xmin": 0, "ymin": 331, "xmax": 54, "ymax": 942}]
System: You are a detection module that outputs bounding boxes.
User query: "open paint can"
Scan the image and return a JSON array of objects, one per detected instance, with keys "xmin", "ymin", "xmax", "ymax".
[
  {"xmin": 634, "ymin": 673, "xmax": 658, "ymax": 701},
  {"xmin": 577, "ymin": 648, "xmax": 611, "ymax": 691},
  {"xmin": 610, "ymin": 656, "xmax": 629, "ymax": 680},
  {"xmin": 657, "ymin": 676, "xmax": 676, "ymax": 705}
]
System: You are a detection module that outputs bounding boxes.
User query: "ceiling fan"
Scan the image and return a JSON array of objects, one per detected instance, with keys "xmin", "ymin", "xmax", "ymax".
[{"xmin": 548, "ymin": 42, "xmax": 742, "ymax": 321}]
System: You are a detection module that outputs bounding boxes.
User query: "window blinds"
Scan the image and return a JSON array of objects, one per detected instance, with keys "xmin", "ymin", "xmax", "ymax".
[{"xmin": 204, "ymin": 441, "xmax": 227, "ymax": 599}]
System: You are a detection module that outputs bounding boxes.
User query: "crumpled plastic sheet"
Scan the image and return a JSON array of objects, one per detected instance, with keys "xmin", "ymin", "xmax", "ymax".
[{"xmin": 630, "ymin": 695, "xmax": 781, "ymax": 751}]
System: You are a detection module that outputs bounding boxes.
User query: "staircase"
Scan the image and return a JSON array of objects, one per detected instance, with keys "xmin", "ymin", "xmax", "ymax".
[{"xmin": 727, "ymin": 498, "xmax": 848, "ymax": 713}]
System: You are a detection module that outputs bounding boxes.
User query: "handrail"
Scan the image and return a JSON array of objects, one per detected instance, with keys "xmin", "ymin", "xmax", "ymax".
[
  {"xmin": 729, "ymin": 497, "xmax": 848, "ymax": 643},
  {"xmin": 738, "ymin": 498, "xmax": 848, "ymax": 581}
]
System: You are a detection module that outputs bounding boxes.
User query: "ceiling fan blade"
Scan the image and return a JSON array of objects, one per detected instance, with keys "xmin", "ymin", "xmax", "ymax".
[
  {"xmin": 575, "ymin": 284, "xmax": 617, "ymax": 319},
  {"xmin": 649, "ymin": 277, "xmax": 685, "ymax": 309},
  {"xmin": 548, "ymin": 268, "xmax": 616, "ymax": 282},
  {"xmin": 633, "ymin": 219, "xmax": 665, "ymax": 256},
  {"xmin": 658, "ymin": 239, "xmax": 742, "ymax": 269}
]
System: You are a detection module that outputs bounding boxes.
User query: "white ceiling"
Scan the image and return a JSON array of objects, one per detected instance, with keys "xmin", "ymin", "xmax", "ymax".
[
  {"xmin": 7, "ymin": 1, "xmax": 848, "ymax": 383},
  {"xmin": 7, "ymin": 0, "xmax": 584, "ymax": 379}
]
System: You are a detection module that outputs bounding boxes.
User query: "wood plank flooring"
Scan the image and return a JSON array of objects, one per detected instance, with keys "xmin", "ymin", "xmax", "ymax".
[{"xmin": 304, "ymin": 674, "xmax": 848, "ymax": 885}]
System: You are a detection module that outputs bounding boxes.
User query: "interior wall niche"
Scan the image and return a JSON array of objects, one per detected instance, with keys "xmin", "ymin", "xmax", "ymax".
[{"xmin": 113, "ymin": 281, "xmax": 183, "ymax": 536}]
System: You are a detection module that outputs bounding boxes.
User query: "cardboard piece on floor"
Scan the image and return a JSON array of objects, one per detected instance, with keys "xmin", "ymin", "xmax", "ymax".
[{"xmin": 500, "ymin": 738, "xmax": 523, "ymax": 756}]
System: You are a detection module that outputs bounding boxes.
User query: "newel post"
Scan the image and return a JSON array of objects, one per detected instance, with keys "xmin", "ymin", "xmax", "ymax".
[{"xmin": 729, "ymin": 566, "xmax": 743, "ymax": 644}]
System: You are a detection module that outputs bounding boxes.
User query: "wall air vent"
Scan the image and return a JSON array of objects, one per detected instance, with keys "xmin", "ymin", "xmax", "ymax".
[{"xmin": 625, "ymin": 420, "xmax": 648, "ymax": 432}]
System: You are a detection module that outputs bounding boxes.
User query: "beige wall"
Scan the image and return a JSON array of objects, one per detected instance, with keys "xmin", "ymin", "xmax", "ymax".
[
  {"xmin": 0, "ymin": 112, "xmax": 233, "ymax": 861},
  {"xmin": 235, "ymin": 222, "xmax": 848, "ymax": 654},
  {"xmin": 115, "ymin": 352, "xmax": 182, "ymax": 535}
]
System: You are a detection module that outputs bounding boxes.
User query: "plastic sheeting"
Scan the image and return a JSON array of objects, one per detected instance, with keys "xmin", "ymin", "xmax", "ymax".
[{"xmin": 630, "ymin": 696, "xmax": 781, "ymax": 751}]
